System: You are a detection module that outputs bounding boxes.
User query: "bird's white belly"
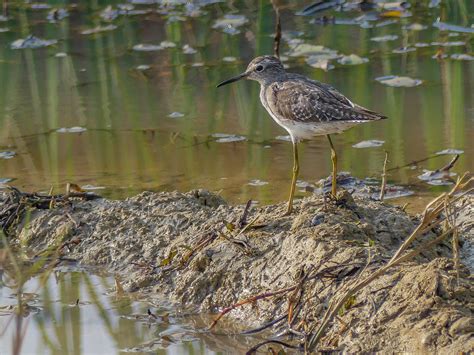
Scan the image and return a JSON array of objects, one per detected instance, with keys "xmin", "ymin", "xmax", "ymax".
[{"xmin": 259, "ymin": 86, "xmax": 362, "ymax": 143}]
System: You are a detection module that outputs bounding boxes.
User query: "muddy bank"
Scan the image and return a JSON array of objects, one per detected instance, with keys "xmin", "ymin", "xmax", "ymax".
[{"xmin": 1, "ymin": 188, "xmax": 473, "ymax": 353}]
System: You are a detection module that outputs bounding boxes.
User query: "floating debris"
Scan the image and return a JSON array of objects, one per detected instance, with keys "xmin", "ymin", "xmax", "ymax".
[
  {"xmin": 212, "ymin": 15, "xmax": 248, "ymax": 35},
  {"xmin": 429, "ymin": 0, "xmax": 441, "ymax": 8},
  {"xmin": 418, "ymin": 170, "xmax": 456, "ymax": 185},
  {"xmin": 275, "ymin": 135, "xmax": 292, "ymax": 142},
  {"xmin": 11, "ymin": 35, "xmax": 57, "ymax": 49},
  {"xmin": 133, "ymin": 44, "xmax": 162, "ymax": 52},
  {"xmin": 57, "ymin": 127, "xmax": 87, "ymax": 133},
  {"xmin": 47, "ymin": 8, "xmax": 69, "ymax": 22},
  {"xmin": 30, "ymin": 3, "xmax": 51, "ymax": 10},
  {"xmin": 81, "ymin": 25, "xmax": 117, "ymax": 35},
  {"xmin": 223, "ymin": 56, "xmax": 237, "ymax": 62},
  {"xmin": 286, "ymin": 43, "xmax": 338, "ymax": 57},
  {"xmin": 117, "ymin": 4, "xmax": 149, "ymax": 16},
  {"xmin": 337, "ymin": 54, "xmax": 368, "ymax": 65},
  {"xmin": 370, "ymin": 35, "xmax": 398, "ymax": 42},
  {"xmin": 433, "ymin": 19, "xmax": 474, "ymax": 34},
  {"xmin": 431, "ymin": 41, "xmax": 466, "ymax": 47},
  {"xmin": 306, "ymin": 58, "xmax": 334, "ymax": 71},
  {"xmin": 404, "ymin": 23, "xmax": 428, "ymax": 31},
  {"xmin": 55, "ymin": 52, "xmax": 67, "ymax": 58},
  {"xmin": 328, "ymin": 18, "xmax": 361, "ymax": 26},
  {"xmin": 81, "ymin": 184, "xmax": 106, "ymax": 190},
  {"xmin": 418, "ymin": 154, "xmax": 459, "ymax": 185},
  {"xmin": 352, "ymin": 140, "xmax": 385, "ymax": 148},
  {"xmin": 450, "ymin": 54, "xmax": 474, "ymax": 61},
  {"xmin": 136, "ymin": 64, "xmax": 151, "ymax": 70},
  {"xmin": 375, "ymin": 75, "xmax": 422, "ymax": 87},
  {"xmin": 128, "ymin": 0, "xmax": 157, "ymax": 5},
  {"xmin": 414, "ymin": 42, "xmax": 430, "ymax": 48},
  {"xmin": 0, "ymin": 28, "xmax": 9, "ymax": 33},
  {"xmin": 298, "ymin": 0, "xmax": 343, "ymax": 16},
  {"xmin": 117, "ymin": 4, "xmax": 134, "ymax": 12},
  {"xmin": 305, "ymin": 52, "xmax": 340, "ymax": 62},
  {"xmin": 0, "ymin": 178, "xmax": 13, "ymax": 185},
  {"xmin": 436, "ymin": 149, "xmax": 464, "ymax": 155},
  {"xmin": 212, "ymin": 133, "xmax": 246, "ymax": 143},
  {"xmin": 168, "ymin": 112, "xmax": 184, "ymax": 118},
  {"xmin": 191, "ymin": 62, "xmax": 204, "ymax": 67},
  {"xmin": 133, "ymin": 41, "xmax": 175, "ymax": 51},
  {"xmin": 0, "ymin": 15, "xmax": 7, "ymax": 21},
  {"xmin": 160, "ymin": 41, "xmax": 176, "ymax": 48},
  {"xmin": 0, "ymin": 151, "xmax": 15, "ymax": 159},
  {"xmin": 182, "ymin": 44, "xmax": 197, "ymax": 54},
  {"xmin": 100, "ymin": 6, "xmax": 119, "ymax": 21},
  {"xmin": 392, "ymin": 47, "xmax": 416, "ymax": 54},
  {"xmin": 248, "ymin": 179, "xmax": 268, "ymax": 187}
]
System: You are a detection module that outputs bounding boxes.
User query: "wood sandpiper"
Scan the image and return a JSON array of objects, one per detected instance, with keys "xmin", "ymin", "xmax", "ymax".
[{"xmin": 217, "ymin": 55, "xmax": 387, "ymax": 214}]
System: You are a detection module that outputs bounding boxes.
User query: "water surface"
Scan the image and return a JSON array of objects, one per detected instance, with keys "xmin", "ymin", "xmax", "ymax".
[
  {"xmin": 0, "ymin": 1, "xmax": 472, "ymax": 206},
  {"xmin": 0, "ymin": 266, "xmax": 256, "ymax": 354}
]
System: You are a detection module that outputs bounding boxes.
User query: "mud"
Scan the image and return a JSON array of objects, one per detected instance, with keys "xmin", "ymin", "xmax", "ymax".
[{"xmin": 1, "ymin": 189, "xmax": 473, "ymax": 353}]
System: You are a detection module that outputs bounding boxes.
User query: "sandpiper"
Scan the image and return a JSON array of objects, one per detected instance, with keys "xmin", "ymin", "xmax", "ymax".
[{"xmin": 217, "ymin": 55, "xmax": 387, "ymax": 214}]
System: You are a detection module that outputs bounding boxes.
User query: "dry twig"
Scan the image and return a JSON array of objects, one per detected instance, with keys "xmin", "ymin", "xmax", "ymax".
[
  {"xmin": 379, "ymin": 151, "xmax": 389, "ymax": 201},
  {"xmin": 307, "ymin": 172, "xmax": 472, "ymax": 351},
  {"xmin": 271, "ymin": 0, "xmax": 281, "ymax": 58}
]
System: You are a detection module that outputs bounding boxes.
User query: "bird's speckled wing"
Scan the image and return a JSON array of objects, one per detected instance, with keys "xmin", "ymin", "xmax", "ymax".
[{"xmin": 264, "ymin": 77, "xmax": 386, "ymax": 123}]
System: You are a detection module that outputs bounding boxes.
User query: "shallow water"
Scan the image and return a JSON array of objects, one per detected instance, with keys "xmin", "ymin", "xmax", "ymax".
[
  {"xmin": 0, "ymin": 1, "xmax": 473, "ymax": 353},
  {"xmin": 0, "ymin": 265, "xmax": 257, "ymax": 354},
  {"xmin": 0, "ymin": 0, "xmax": 472, "ymax": 207}
]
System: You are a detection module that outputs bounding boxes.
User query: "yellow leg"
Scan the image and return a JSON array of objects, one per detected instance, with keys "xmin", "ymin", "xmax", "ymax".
[
  {"xmin": 286, "ymin": 141, "xmax": 299, "ymax": 215},
  {"xmin": 327, "ymin": 135, "xmax": 337, "ymax": 197}
]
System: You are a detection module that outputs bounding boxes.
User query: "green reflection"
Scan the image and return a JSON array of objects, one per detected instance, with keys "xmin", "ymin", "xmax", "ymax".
[{"xmin": 0, "ymin": 0, "xmax": 472, "ymax": 205}]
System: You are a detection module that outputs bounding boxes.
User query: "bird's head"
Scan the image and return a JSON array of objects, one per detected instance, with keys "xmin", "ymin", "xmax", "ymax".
[{"xmin": 217, "ymin": 56, "xmax": 285, "ymax": 87}]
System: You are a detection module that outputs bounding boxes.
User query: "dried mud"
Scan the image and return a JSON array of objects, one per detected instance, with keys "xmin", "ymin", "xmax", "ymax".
[{"xmin": 1, "ymin": 189, "xmax": 473, "ymax": 353}]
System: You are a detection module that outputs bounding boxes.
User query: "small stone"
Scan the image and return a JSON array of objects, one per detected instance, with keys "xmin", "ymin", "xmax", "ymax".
[{"xmin": 311, "ymin": 214, "xmax": 325, "ymax": 226}]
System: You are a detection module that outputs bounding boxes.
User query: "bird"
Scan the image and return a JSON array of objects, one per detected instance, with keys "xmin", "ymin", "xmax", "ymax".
[{"xmin": 217, "ymin": 55, "xmax": 387, "ymax": 215}]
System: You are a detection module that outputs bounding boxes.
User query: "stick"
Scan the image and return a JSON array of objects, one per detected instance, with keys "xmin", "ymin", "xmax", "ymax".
[
  {"xmin": 386, "ymin": 154, "xmax": 442, "ymax": 172},
  {"xmin": 379, "ymin": 151, "xmax": 388, "ymax": 201},
  {"xmin": 209, "ymin": 284, "xmax": 298, "ymax": 330},
  {"xmin": 238, "ymin": 200, "xmax": 252, "ymax": 228},
  {"xmin": 436, "ymin": 154, "xmax": 459, "ymax": 173},
  {"xmin": 271, "ymin": 0, "xmax": 281, "ymax": 58},
  {"xmin": 307, "ymin": 173, "xmax": 472, "ymax": 351},
  {"xmin": 307, "ymin": 228, "xmax": 453, "ymax": 350}
]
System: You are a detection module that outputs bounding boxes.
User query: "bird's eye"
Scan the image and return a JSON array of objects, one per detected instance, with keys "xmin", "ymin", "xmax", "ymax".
[{"xmin": 255, "ymin": 65, "xmax": 264, "ymax": 72}]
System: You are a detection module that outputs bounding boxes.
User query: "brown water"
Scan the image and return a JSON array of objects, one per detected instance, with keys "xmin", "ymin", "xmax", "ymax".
[{"xmin": 0, "ymin": 1, "xmax": 473, "ymax": 353}]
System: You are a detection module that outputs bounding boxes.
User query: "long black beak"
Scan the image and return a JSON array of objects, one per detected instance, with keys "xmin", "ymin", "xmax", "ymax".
[{"xmin": 216, "ymin": 72, "xmax": 248, "ymax": 88}]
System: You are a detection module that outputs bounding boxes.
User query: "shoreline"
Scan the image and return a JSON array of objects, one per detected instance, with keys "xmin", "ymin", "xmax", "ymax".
[{"xmin": 1, "ymin": 187, "xmax": 473, "ymax": 352}]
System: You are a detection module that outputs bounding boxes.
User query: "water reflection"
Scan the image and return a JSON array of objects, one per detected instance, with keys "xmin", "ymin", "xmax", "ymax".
[
  {"xmin": 0, "ymin": 266, "xmax": 256, "ymax": 354},
  {"xmin": 0, "ymin": 1, "xmax": 472, "ymax": 206}
]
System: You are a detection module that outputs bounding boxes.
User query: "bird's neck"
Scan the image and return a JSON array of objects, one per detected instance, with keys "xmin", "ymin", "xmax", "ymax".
[{"xmin": 257, "ymin": 71, "xmax": 287, "ymax": 86}]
